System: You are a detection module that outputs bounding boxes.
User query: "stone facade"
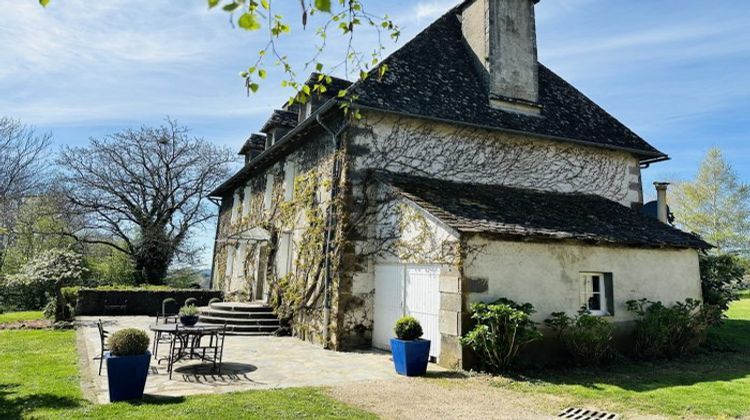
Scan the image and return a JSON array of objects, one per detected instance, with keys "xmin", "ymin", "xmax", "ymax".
[{"xmin": 213, "ymin": 108, "xmax": 654, "ymax": 366}]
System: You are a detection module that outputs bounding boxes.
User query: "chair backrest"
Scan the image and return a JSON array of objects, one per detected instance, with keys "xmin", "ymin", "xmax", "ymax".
[
  {"xmin": 97, "ymin": 319, "xmax": 108, "ymax": 344},
  {"xmin": 162, "ymin": 298, "xmax": 178, "ymax": 316}
]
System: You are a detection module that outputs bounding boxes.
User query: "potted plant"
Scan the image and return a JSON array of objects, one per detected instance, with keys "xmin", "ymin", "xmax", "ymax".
[
  {"xmin": 390, "ymin": 316, "xmax": 431, "ymax": 376},
  {"xmin": 179, "ymin": 304, "xmax": 199, "ymax": 326},
  {"xmin": 105, "ymin": 328, "xmax": 151, "ymax": 402}
]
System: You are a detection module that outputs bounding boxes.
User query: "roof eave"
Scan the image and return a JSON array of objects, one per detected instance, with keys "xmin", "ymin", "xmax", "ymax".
[{"xmin": 209, "ymin": 100, "xmax": 339, "ymax": 198}]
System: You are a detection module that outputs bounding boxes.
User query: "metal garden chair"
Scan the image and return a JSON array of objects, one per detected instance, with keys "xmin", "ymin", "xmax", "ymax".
[{"xmin": 95, "ymin": 319, "xmax": 109, "ymax": 375}]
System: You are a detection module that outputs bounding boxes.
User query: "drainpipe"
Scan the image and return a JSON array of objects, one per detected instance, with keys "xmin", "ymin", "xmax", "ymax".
[
  {"xmin": 316, "ymin": 112, "xmax": 348, "ymax": 349},
  {"xmin": 654, "ymin": 182, "xmax": 670, "ymax": 224}
]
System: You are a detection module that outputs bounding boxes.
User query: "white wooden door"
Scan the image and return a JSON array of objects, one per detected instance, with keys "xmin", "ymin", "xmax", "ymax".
[
  {"xmin": 373, "ymin": 264, "xmax": 441, "ymax": 360},
  {"xmin": 404, "ymin": 266, "xmax": 441, "ymax": 359},
  {"xmin": 373, "ymin": 265, "xmax": 403, "ymax": 351}
]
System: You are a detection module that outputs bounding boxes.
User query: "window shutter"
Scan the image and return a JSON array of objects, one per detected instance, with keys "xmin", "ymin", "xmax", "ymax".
[
  {"xmin": 579, "ymin": 274, "xmax": 588, "ymax": 311},
  {"xmin": 604, "ymin": 273, "xmax": 615, "ymax": 316}
]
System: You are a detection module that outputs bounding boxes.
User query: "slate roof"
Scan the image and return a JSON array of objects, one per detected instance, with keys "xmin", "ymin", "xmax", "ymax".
[
  {"xmin": 304, "ymin": 72, "xmax": 352, "ymax": 95},
  {"xmin": 349, "ymin": 6, "xmax": 665, "ymax": 159},
  {"xmin": 377, "ymin": 172, "xmax": 710, "ymax": 249},
  {"xmin": 260, "ymin": 110, "xmax": 298, "ymax": 133},
  {"xmin": 239, "ymin": 133, "xmax": 266, "ymax": 155}
]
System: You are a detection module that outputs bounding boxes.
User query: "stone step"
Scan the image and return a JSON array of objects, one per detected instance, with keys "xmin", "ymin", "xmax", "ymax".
[
  {"xmin": 224, "ymin": 331, "xmax": 278, "ymax": 337},
  {"xmin": 199, "ymin": 315, "xmax": 280, "ymax": 327},
  {"xmin": 198, "ymin": 308, "xmax": 278, "ymax": 319},
  {"xmin": 208, "ymin": 302, "xmax": 274, "ymax": 313},
  {"xmin": 222, "ymin": 324, "xmax": 280, "ymax": 334}
]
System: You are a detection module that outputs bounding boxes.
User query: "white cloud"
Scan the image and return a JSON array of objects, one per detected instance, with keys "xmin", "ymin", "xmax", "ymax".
[{"xmin": 411, "ymin": 0, "xmax": 456, "ymax": 23}]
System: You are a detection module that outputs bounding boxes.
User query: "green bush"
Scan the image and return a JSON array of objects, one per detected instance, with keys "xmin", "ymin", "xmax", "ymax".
[
  {"xmin": 700, "ymin": 254, "xmax": 746, "ymax": 321},
  {"xmin": 179, "ymin": 305, "xmax": 199, "ymax": 317},
  {"xmin": 1, "ymin": 249, "xmax": 86, "ymax": 312},
  {"xmin": 460, "ymin": 298, "xmax": 542, "ymax": 372},
  {"xmin": 394, "ymin": 316, "xmax": 423, "ymax": 340},
  {"xmin": 108, "ymin": 328, "xmax": 150, "ymax": 356},
  {"xmin": 545, "ymin": 309, "xmax": 615, "ymax": 366},
  {"xmin": 184, "ymin": 297, "xmax": 198, "ymax": 307},
  {"xmin": 626, "ymin": 298, "xmax": 719, "ymax": 359},
  {"xmin": 208, "ymin": 297, "xmax": 222, "ymax": 305}
]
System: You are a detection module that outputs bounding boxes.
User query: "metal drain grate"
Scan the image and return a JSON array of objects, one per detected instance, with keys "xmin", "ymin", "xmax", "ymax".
[{"xmin": 557, "ymin": 407, "xmax": 620, "ymax": 420}]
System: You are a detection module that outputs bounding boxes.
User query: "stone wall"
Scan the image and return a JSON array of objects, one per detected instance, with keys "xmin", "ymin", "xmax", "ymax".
[
  {"xmin": 463, "ymin": 238, "xmax": 703, "ymax": 324},
  {"xmin": 351, "ymin": 112, "xmax": 643, "ymax": 207},
  {"xmin": 214, "ymin": 108, "xmax": 648, "ymax": 357}
]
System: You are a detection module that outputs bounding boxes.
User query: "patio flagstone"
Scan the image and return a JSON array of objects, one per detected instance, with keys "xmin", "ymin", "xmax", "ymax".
[{"xmin": 76, "ymin": 316, "xmax": 444, "ymax": 403}]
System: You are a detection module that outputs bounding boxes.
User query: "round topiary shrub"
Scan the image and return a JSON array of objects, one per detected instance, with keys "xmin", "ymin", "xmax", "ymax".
[
  {"xmin": 184, "ymin": 297, "xmax": 198, "ymax": 307},
  {"xmin": 208, "ymin": 297, "xmax": 222, "ymax": 305},
  {"xmin": 394, "ymin": 316, "xmax": 423, "ymax": 341},
  {"xmin": 108, "ymin": 328, "xmax": 150, "ymax": 356}
]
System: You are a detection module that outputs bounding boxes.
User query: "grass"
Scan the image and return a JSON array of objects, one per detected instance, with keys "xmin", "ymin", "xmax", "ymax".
[
  {"xmin": 496, "ymin": 298, "xmax": 750, "ymax": 418},
  {"xmin": 0, "ymin": 311, "xmax": 44, "ymax": 324},
  {"xmin": 0, "ymin": 314, "xmax": 374, "ymax": 419}
]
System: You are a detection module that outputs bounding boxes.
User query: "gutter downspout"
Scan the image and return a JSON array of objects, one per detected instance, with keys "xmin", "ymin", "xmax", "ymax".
[
  {"xmin": 208, "ymin": 197, "xmax": 222, "ymax": 290},
  {"xmin": 317, "ymin": 112, "xmax": 348, "ymax": 349}
]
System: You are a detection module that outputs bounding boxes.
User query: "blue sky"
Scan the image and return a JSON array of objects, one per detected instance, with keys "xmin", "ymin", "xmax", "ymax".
[{"xmin": 1, "ymin": 0, "xmax": 749, "ymax": 267}]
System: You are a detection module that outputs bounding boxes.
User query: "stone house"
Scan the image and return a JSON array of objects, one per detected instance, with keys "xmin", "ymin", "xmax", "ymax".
[{"xmin": 209, "ymin": 0, "xmax": 709, "ymax": 368}]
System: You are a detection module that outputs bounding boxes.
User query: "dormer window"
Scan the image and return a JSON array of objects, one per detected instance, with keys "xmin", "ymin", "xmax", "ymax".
[{"xmin": 266, "ymin": 132, "xmax": 274, "ymax": 149}]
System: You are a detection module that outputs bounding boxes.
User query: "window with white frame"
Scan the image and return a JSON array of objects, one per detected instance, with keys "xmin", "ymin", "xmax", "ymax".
[
  {"xmin": 580, "ymin": 272, "xmax": 613, "ymax": 316},
  {"xmin": 224, "ymin": 245, "xmax": 235, "ymax": 279},
  {"xmin": 230, "ymin": 191, "xmax": 241, "ymax": 224},
  {"xmin": 234, "ymin": 243, "xmax": 247, "ymax": 281},
  {"xmin": 283, "ymin": 159, "xmax": 297, "ymax": 202},
  {"xmin": 263, "ymin": 174, "xmax": 274, "ymax": 213},
  {"xmin": 276, "ymin": 232, "xmax": 293, "ymax": 277},
  {"xmin": 242, "ymin": 185, "xmax": 252, "ymax": 218}
]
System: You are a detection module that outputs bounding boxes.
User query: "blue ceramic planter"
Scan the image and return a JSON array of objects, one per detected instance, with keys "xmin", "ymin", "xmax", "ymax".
[
  {"xmin": 105, "ymin": 351, "xmax": 150, "ymax": 402},
  {"xmin": 390, "ymin": 338, "xmax": 431, "ymax": 376}
]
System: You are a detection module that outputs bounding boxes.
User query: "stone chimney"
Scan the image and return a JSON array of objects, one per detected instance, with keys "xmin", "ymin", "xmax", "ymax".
[
  {"xmin": 460, "ymin": 0, "xmax": 541, "ymax": 115},
  {"xmin": 654, "ymin": 182, "xmax": 670, "ymax": 224}
]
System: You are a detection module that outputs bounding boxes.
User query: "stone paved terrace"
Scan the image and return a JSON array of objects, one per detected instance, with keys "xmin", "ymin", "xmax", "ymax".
[{"xmin": 76, "ymin": 316, "xmax": 444, "ymax": 403}]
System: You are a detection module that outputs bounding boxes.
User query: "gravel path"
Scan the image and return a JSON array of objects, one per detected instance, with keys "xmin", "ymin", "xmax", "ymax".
[{"xmin": 326, "ymin": 373, "xmax": 572, "ymax": 419}]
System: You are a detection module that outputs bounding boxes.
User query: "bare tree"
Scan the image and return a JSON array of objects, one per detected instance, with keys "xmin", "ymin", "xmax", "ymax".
[
  {"xmin": 0, "ymin": 117, "xmax": 52, "ymax": 273},
  {"xmin": 57, "ymin": 119, "xmax": 236, "ymax": 284}
]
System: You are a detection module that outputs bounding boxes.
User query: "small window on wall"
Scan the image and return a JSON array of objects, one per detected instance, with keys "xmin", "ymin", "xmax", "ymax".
[
  {"xmin": 580, "ymin": 272, "xmax": 614, "ymax": 316},
  {"xmin": 276, "ymin": 232, "xmax": 293, "ymax": 277},
  {"xmin": 242, "ymin": 186, "xmax": 252, "ymax": 218},
  {"xmin": 230, "ymin": 192, "xmax": 241, "ymax": 224},
  {"xmin": 283, "ymin": 160, "xmax": 297, "ymax": 202},
  {"xmin": 263, "ymin": 174, "xmax": 274, "ymax": 213}
]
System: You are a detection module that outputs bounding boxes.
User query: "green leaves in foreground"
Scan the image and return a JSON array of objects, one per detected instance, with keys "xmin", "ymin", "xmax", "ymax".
[
  {"xmin": 238, "ymin": 12, "xmax": 261, "ymax": 31},
  {"xmin": 39, "ymin": 0, "xmax": 50, "ymax": 7},
  {"xmin": 315, "ymin": 0, "xmax": 332, "ymax": 13}
]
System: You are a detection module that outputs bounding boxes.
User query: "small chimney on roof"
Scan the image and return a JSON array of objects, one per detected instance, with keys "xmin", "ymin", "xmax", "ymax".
[
  {"xmin": 654, "ymin": 182, "xmax": 670, "ymax": 224},
  {"xmin": 460, "ymin": 0, "xmax": 542, "ymax": 115}
]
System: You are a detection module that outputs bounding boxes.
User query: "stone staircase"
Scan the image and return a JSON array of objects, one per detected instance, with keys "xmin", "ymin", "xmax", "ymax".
[{"xmin": 198, "ymin": 301, "xmax": 280, "ymax": 336}]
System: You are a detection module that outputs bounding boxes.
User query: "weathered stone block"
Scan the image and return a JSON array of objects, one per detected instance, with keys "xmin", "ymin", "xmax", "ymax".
[
  {"xmin": 440, "ymin": 292, "xmax": 462, "ymax": 312},
  {"xmin": 439, "ymin": 274, "xmax": 460, "ymax": 294},
  {"xmin": 439, "ymin": 310, "xmax": 460, "ymax": 336},
  {"xmin": 439, "ymin": 334, "xmax": 463, "ymax": 369}
]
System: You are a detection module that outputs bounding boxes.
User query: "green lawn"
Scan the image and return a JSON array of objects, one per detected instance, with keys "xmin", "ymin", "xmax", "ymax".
[
  {"xmin": 0, "ymin": 311, "xmax": 44, "ymax": 324},
  {"xmin": 498, "ymin": 298, "xmax": 750, "ymax": 418},
  {"xmin": 0, "ymin": 314, "xmax": 373, "ymax": 419}
]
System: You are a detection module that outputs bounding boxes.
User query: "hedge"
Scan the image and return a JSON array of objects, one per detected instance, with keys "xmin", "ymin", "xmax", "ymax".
[{"xmin": 72, "ymin": 288, "xmax": 223, "ymax": 316}]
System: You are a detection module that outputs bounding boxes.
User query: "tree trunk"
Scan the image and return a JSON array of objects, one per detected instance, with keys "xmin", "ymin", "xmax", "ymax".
[{"xmin": 132, "ymin": 226, "xmax": 173, "ymax": 285}]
